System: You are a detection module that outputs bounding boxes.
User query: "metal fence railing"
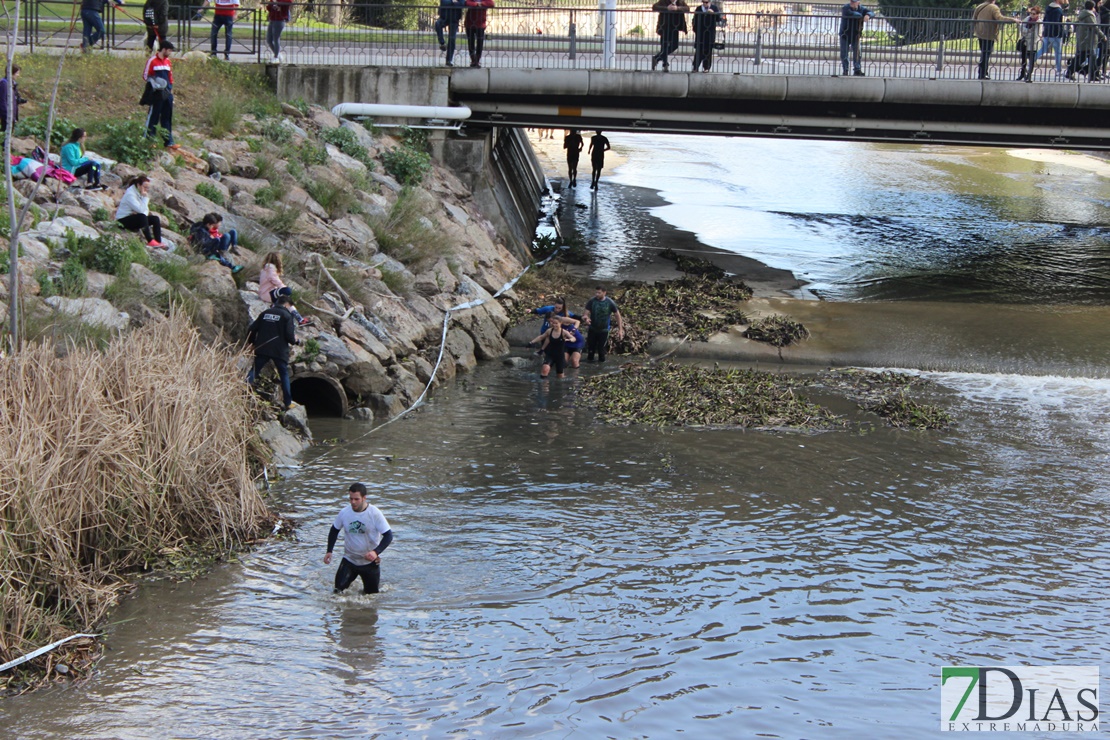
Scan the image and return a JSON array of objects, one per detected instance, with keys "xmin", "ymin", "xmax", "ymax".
[{"xmin": 10, "ymin": 2, "xmax": 1100, "ymax": 83}]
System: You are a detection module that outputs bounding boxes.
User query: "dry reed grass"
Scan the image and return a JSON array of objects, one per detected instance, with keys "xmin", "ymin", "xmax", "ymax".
[{"xmin": 0, "ymin": 313, "xmax": 272, "ymax": 676}]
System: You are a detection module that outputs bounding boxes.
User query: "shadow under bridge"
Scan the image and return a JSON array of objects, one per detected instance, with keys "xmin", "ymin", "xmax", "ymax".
[{"xmin": 448, "ymin": 68, "xmax": 1110, "ymax": 150}]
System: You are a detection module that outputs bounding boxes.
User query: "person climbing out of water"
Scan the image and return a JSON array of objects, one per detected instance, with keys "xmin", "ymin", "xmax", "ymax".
[
  {"xmin": 530, "ymin": 296, "xmax": 585, "ymax": 368},
  {"xmin": 259, "ymin": 251, "xmax": 313, "ymax": 326},
  {"xmin": 587, "ymin": 130, "xmax": 610, "ymax": 190},
  {"xmin": 246, "ymin": 292, "xmax": 300, "ymax": 411},
  {"xmin": 325, "ymin": 483, "xmax": 393, "ymax": 595},
  {"xmin": 583, "ymin": 285, "xmax": 623, "ymax": 363},
  {"xmin": 529, "ymin": 317, "xmax": 577, "ymax": 379},
  {"xmin": 563, "ymin": 129, "xmax": 583, "ymax": 187}
]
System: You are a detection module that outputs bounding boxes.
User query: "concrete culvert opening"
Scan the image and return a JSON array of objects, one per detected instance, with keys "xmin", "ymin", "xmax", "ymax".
[{"xmin": 290, "ymin": 374, "xmax": 348, "ymax": 418}]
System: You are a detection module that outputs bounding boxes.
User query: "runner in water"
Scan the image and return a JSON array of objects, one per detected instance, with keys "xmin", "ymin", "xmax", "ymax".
[{"xmin": 324, "ymin": 483, "xmax": 394, "ymax": 595}]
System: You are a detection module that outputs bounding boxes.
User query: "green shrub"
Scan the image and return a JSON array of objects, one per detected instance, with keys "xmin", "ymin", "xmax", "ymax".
[
  {"xmin": 75, "ymin": 232, "xmax": 149, "ymax": 276},
  {"xmin": 35, "ymin": 268, "xmax": 55, "ymax": 298},
  {"xmin": 150, "ymin": 260, "xmax": 198, "ymax": 288},
  {"xmin": 58, "ymin": 258, "xmax": 88, "ymax": 297},
  {"xmin": 92, "ymin": 207, "xmax": 112, "ymax": 222},
  {"xmin": 206, "ymin": 94, "xmax": 241, "ymax": 138},
  {"xmin": 253, "ymin": 184, "xmax": 280, "ymax": 207},
  {"xmin": 294, "ymin": 337, "xmax": 321, "ymax": 364},
  {"xmin": 196, "ymin": 182, "xmax": 226, "ymax": 207},
  {"xmin": 298, "ymin": 142, "xmax": 329, "ymax": 166},
  {"xmin": 306, "ymin": 179, "xmax": 355, "ymax": 218},
  {"xmin": 98, "ymin": 118, "xmax": 163, "ymax": 167},
  {"xmin": 13, "ymin": 111, "xmax": 76, "ymax": 148},
  {"xmin": 381, "ymin": 146, "xmax": 431, "ymax": 186},
  {"xmin": 398, "ymin": 126, "xmax": 429, "ymax": 153},
  {"xmin": 259, "ymin": 118, "xmax": 293, "ymax": 145},
  {"xmin": 262, "ymin": 205, "xmax": 300, "ymax": 236},
  {"xmin": 378, "ymin": 266, "xmax": 409, "ymax": 294},
  {"xmin": 370, "ymin": 188, "xmax": 448, "ymax": 266},
  {"xmin": 0, "ymin": 245, "xmax": 24, "ymax": 274},
  {"xmin": 320, "ymin": 126, "xmax": 374, "ymax": 168},
  {"xmin": 255, "ymin": 153, "xmax": 280, "ymax": 183}
]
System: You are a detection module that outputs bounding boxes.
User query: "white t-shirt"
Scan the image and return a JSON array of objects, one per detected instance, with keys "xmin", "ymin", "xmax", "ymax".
[{"xmin": 333, "ymin": 504, "xmax": 391, "ymax": 566}]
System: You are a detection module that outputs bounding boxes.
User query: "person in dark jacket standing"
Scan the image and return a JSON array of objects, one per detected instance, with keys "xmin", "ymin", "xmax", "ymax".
[
  {"xmin": 247, "ymin": 293, "xmax": 301, "ymax": 410},
  {"xmin": 0, "ymin": 65, "xmax": 26, "ymax": 136},
  {"xmin": 436, "ymin": 0, "xmax": 465, "ymax": 66},
  {"xmin": 464, "ymin": 0, "xmax": 494, "ymax": 68},
  {"xmin": 265, "ymin": 0, "xmax": 292, "ymax": 62},
  {"xmin": 691, "ymin": 0, "xmax": 723, "ymax": 71},
  {"xmin": 839, "ymin": 0, "xmax": 875, "ymax": 76},
  {"xmin": 81, "ymin": 0, "xmax": 124, "ymax": 52},
  {"xmin": 1037, "ymin": 1, "xmax": 1068, "ymax": 78},
  {"xmin": 651, "ymin": 0, "xmax": 689, "ymax": 71},
  {"xmin": 143, "ymin": 0, "xmax": 169, "ymax": 51}
]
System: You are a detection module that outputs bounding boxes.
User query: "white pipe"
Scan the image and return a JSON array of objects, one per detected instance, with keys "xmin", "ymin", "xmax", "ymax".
[{"xmin": 331, "ymin": 103, "xmax": 472, "ymax": 120}]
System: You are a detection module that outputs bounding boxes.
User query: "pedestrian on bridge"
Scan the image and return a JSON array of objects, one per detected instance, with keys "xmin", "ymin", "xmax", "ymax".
[
  {"xmin": 142, "ymin": 0, "xmax": 168, "ymax": 51},
  {"xmin": 1069, "ymin": 0, "xmax": 1105, "ymax": 80},
  {"xmin": 1017, "ymin": 6, "xmax": 1041, "ymax": 81},
  {"xmin": 972, "ymin": 0, "xmax": 1018, "ymax": 79},
  {"xmin": 436, "ymin": 0, "xmax": 465, "ymax": 67},
  {"xmin": 651, "ymin": 0, "xmax": 689, "ymax": 72},
  {"xmin": 81, "ymin": 0, "xmax": 124, "ymax": 53},
  {"xmin": 692, "ymin": 0, "xmax": 724, "ymax": 72},
  {"xmin": 1038, "ymin": 1, "xmax": 1069, "ymax": 78},
  {"xmin": 198, "ymin": 0, "xmax": 241, "ymax": 61},
  {"xmin": 265, "ymin": 0, "xmax": 292, "ymax": 63},
  {"xmin": 839, "ymin": 0, "xmax": 875, "ymax": 76},
  {"xmin": 465, "ymin": 0, "xmax": 494, "ymax": 68}
]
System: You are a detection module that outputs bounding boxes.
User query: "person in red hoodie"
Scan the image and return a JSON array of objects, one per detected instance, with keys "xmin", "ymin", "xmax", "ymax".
[
  {"xmin": 464, "ymin": 0, "xmax": 494, "ymax": 68},
  {"xmin": 265, "ymin": 0, "xmax": 292, "ymax": 63}
]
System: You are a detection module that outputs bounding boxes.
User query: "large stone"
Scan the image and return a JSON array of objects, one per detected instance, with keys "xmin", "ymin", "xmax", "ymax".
[
  {"xmin": 281, "ymin": 119, "xmax": 310, "ymax": 141},
  {"xmin": 388, "ymin": 363, "xmax": 426, "ymax": 404},
  {"xmin": 223, "ymin": 175, "xmax": 270, "ymax": 196},
  {"xmin": 307, "ymin": 164, "xmax": 347, "ymax": 190},
  {"xmin": 444, "ymin": 202, "xmax": 470, "ymax": 226},
  {"xmin": 26, "ymin": 217, "xmax": 99, "ymax": 248},
  {"xmin": 257, "ymin": 419, "xmax": 311, "ymax": 468},
  {"xmin": 173, "ymin": 169, "xmax": 231, "ymax": 204},
  {"xmin": 346, "ymin": 407, "xmax": 373, "ymax": 421},
  {"xmin": 444, "ymin": 327, "xmax": 477, "ymax": 373},
  {"xmin": 164, "ymin": 189, "xmax": 223, "ymax": 225},
  {"xmin": 130, "ymin": 263, "xmax": 172, "ymax": 297},
  {"xmin": 281, "ymin": 403, "xmax": 312, "ymax": 439},
  {"xmin": 370, "ymin": 171, "xmax": 403, "ymax": 193},
  {"xmin": 16, "ymin": 235, "xmax": 51, "ymax": 264},
  {"xmin": 340, "ymin": 119, "xmax": 376, "ymax": 151},
  {"xmin": 281, "ymin": 102, "xmax": 306, "ymax": 119},
  {"xmin": 338, "ymin": 317, "xmax": 391, "ymax": 362},
  {"xmin": 44, "ymin": 296, "xmax": 129, "ymax": 331},
  {"xmin": 308, "ymin": 105, "xmax": 341, "ymax": 129},
  {"xmin": 203, "ymin": 139, "xmax": 250, "ymax": 160},
  {"xmin": 413, "ymin": 258, "xmax": 458, "ymax": 297},
  {"xmin": 194, "ymin": 260, "xmax": 239, "ymax": 298},
  {"xmin": 331, "ymin": 215, "xmax": 377, "ymax": 256},
  {"xmin": 342, "ymin": 351, "xmax": 392, "ymax": 396},
  {"xmin": 85, "ymin": 270, "xmax": 116, "ymax": 298},
  {"xmin": 282, "ymin": 185, "xmax": 329, "ymax": 221},
  {"xmin": 75, "ymin": 191, "xmax": 116, "ymax": 214},
  {"xmin": 232, "ymin": 157, "xmax": 260, "ymax": 179},
  {"xmin": 313, "ymin": 332, "xmax": 360, "ymax": 369},
  {"xmin": 325, "ymin": 144, "xmax": 368, "ymax": 175},
  {"xmin": 207, "ymin": 152, "xmax": 231, "ymax": 175},
  {"xmin": 368, "ymin": 393, "xmax": 407, "ymax": 419}
]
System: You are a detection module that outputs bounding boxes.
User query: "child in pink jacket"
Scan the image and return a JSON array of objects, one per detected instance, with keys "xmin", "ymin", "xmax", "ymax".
[{"xmin": 259, "ymin": 251, "xmax": 311, "ymax": 326}]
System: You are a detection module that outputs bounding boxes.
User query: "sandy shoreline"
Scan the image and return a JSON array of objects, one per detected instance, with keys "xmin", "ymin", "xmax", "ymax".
[{"xmin": 526, "ymin": 130, "xmax": 805, "ymax": 298}]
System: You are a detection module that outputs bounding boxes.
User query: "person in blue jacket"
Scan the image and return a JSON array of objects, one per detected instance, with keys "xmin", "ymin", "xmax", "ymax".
[
  {"xmin": 839, "ymin": 0, "xmax": 875, "ymax": 76},
  {"xmin": 60, "ymin": 128, "xmax": 105, "ymax": 190},
  {"xmin": 435, "ymin": 0, "xmax": 466, "ymax": 66}
]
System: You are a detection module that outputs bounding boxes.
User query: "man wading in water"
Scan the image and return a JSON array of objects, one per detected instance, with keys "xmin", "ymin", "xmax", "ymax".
[{"xmin": 324, "ymin": 483, "xmax": 394, "ymax": 595}]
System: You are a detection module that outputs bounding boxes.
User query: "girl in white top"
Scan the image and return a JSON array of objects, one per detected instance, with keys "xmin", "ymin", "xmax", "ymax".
[{"xmin": 115, "ymin": 174, "xmax": 165, "ymax": 248}]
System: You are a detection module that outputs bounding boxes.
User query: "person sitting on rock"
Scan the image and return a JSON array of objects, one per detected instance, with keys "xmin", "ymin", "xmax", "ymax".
[
  {"xmin": 259, "ymin": 250, "xmax": 312, "ymax": 326},
  {"xmin": 190, "ymin": 212, "xmax": 243, "ymax": 273},
  {"xmin": 115, "ymin": 174, "xmax": 165, "ymax": 248},
  {"xmin": 60, "ymin": 128, "xmax": 105, "ymax": 191}
]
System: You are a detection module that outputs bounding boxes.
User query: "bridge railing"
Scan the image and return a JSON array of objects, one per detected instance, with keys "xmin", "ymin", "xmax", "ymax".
[{"xmin": 16, "ymin": 2, "xmax": 1076, "ymax": 83}]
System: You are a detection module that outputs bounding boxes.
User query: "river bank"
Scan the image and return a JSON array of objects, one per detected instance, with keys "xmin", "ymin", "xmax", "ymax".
[{"xmin": 526, "ymin": 131, "xmax": 1110, "ymax": 376}]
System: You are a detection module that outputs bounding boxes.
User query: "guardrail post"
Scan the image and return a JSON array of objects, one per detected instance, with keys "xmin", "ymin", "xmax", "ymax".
[
  {"xmin": 936, "ymin": 34, "xmax": 946, "ymax": 72},
  {"xmin": 754, "ymin": 25, "xmax": 762, "ymax": 66},
  {"xmin": 603, "ymin": 0, "xmax": 616, "ymax": 68},
  {"xmin": 569, "ymin": 9, "xmax": 577, "ymax": 61}
]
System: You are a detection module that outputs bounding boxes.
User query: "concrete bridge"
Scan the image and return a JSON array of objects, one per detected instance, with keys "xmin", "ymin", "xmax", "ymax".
[{"xmin": 276, "ymin": 65, "xmax": 1110, "ymax": 150}]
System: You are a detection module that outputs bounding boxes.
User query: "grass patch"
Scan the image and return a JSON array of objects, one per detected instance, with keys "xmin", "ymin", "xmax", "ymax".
[
  {"xmin": 150, "ymin": 259, "xmax": 199, "ymax": 289},
  {"xmin": 253, "ymin": 184, "xmax": 280, "ymax": 208},
  {"xmin": 95, "ymin": 118, "xmax": 164, "ymax": 167},
  {"xmin": 378, "ymin": 266, "xmax": 409, "ymax": 294},
  {"xmin": 74, "ymin": 232, "xmax": 150, "ymax": 277},
  {"xmin": 258, "ymin": 117, "xmax": 293, "ymax": 145},
  {"xmin": 369, "ymin": 188, "xmax": 449, "ymax": 267},
  {"xmin": 205, "ymin": 94, "xmax": 241, "ymax": 138},
  {"xmin": 320, "ymin": 126, "xmax": 374, "ymax": 168},
  {"xmin": 305, "ymin": 178, "xmax": 356, "ymax": 218},
  {"xmin": 195, "ymin": 181, "xmax": 226, "ymax": 207},
  {"xmin": 261, "ymin": 205, "xmax": 300, "ymax": 237}
]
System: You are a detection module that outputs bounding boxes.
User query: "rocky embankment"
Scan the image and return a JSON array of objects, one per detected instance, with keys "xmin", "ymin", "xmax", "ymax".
[{"xmin": 2, "ymin": 105, "xmax": 526, "ymax": 460}]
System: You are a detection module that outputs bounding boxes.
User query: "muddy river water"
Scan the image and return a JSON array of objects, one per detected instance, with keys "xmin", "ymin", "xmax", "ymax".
[{"xmin": 3, "ymin": 139, "xmax": 1109, "ymax": 738}]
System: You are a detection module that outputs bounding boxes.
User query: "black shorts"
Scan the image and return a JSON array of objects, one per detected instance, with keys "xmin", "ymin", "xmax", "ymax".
[
  {"xmin": 544, "ymin": 349, "xmax": 567, "ymax": 374},
  {"xmin": 334, "ymin": 557, "xmax": 380, "ymax": 594}
]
